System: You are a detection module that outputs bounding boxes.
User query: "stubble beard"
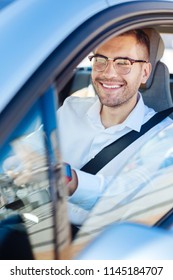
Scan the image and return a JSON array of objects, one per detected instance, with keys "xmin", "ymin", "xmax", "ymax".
[{"xmin": 93, "ymin": 81, "xmax": 138, "ymax": 108}]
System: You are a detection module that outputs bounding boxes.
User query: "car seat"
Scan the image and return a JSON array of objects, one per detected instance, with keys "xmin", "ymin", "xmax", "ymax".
[{"xmin": 140, "ymin": 28, "xmax": 173, "ymax": 111}]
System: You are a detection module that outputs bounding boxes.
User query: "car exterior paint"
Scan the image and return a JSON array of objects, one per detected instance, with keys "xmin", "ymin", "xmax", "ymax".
[{"xmin": 0, "ymin": 0, "xmax": 107, "ymax": 111}]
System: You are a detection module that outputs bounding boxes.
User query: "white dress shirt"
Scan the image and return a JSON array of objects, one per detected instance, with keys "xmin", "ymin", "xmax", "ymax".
[{"xmin": 57, "ymin": 91, "xmax": 172, "ymax": 223}]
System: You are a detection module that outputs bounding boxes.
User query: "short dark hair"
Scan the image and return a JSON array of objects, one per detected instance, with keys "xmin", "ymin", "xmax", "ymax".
[{"xmin": 120, "ymin": 29, "xmax": 150, "ymax": 59}]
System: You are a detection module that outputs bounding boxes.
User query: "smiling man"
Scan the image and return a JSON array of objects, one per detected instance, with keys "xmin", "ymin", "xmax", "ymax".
[
  {"xmin": 90, "ymin": 30, "xmax": 151, "ymax": 127},
  {"xmin": 57, "ymin": 29, "xmax": 171, "ymax": 224}
]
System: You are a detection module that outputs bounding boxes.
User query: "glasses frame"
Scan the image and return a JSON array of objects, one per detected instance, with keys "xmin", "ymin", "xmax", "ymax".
[{"xmin": 88, "ymin": 54, "xmax": 148, "ymax": 74}]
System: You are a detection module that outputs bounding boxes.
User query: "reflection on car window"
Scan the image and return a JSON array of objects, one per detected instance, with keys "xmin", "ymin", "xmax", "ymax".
[
  {"xmin": 0, "ymin": 90, "xmax": 70, "ymax": 260},
  {"xmin": 0, "ymin": 109, "xmax": 55, "ymax": 258},
  {"xmin": 74, "ymin": 122, "xmax": 173, "ymax": 248}
]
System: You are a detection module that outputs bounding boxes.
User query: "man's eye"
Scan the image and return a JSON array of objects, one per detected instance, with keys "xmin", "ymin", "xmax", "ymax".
[
  {"xmin": 95, "ymin": 58, "xmax": 106, "ymax": 63},
  {"xmin": 116, "ymin": 59, "xmax": 130, "ymax": 66}
]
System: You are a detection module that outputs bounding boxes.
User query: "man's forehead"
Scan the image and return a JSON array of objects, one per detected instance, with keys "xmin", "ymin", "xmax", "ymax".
[{"xmin": 95, "ymin": 34, "xmax": 137, "ymax": 53}]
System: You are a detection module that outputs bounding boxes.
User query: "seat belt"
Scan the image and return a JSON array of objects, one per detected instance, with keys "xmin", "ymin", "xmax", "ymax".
[{"xmin": 81, "ymin": 107, "xmax": 173, "ymax": 175}]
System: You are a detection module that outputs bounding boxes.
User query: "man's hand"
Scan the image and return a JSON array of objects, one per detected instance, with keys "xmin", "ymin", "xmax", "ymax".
[{"xmin": 3, "ymin": 152, "xmax": 48, "ymax": 186}]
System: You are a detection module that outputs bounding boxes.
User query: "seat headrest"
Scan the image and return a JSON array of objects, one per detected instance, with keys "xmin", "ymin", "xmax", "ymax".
[{"xmin": 141, "ymin": 28, "xmax": 165, "ymax": 89}]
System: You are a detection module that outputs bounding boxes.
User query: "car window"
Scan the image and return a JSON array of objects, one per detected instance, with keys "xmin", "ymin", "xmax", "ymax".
[
  {"xmin": 161, "ymin": 33, "xmax": 173, "ymax": 74},
  {"xmin": 72, "ymin": 119, "xmax": 173, "ymax": 253},
  {"xmin": 0, "ymin": 87, "xmax": 70, "ymax": 259}
]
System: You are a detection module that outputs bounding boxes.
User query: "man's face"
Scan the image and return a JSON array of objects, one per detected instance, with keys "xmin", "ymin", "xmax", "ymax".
[{"xmin": 91, "ymin": 34, "xmax": 151, "ymax": 108}]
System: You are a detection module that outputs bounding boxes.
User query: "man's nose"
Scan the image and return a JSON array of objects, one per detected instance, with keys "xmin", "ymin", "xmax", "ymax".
[{"xmin": 104, "ymin": 60, "xmax": 119, "ymax": 77}]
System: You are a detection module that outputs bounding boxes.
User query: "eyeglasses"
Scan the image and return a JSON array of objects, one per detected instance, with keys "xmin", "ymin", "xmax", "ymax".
[{"xmin": 88, "ymin": 54, "xmax": 148, "ymax": 75}]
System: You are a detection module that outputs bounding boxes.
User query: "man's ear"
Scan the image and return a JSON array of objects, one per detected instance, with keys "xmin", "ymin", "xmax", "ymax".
[{"xmin": 141, "ymin": 62, "xmax": 152, "ymax": 84}]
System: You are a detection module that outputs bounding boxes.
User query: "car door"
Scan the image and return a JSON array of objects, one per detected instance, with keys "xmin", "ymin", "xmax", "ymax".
[{"xmin": 1, "ymin": 0, "xmax": 173, "ymax": 260}]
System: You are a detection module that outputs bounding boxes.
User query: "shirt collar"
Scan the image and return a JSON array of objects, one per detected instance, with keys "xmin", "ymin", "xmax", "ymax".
[
  {"xmin": 86, "ymin": 92, "xmax": 145, "ymax": 132},
  {"xmin": 122, "ymin": 92, "xmax": 145, "ymax": 132},
  {"xmin": 86, "ymin": 98, "xmax": 103, "ymax": 127}
]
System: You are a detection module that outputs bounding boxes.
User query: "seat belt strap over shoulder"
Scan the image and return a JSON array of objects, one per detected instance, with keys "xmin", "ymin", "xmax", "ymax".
[{"xmin": 81, "ymin": 107, "xmax": 173, "ymax": 175}]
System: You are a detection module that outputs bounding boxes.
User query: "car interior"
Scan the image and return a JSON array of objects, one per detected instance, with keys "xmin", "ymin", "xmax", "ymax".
[{"xmin": 58, "ymin": 26, "xmax": 173, "ymax": 258}]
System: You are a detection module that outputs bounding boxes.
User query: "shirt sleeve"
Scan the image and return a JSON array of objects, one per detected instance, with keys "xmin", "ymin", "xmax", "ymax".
[{"xmin": 68, "ymin": 169, "xmax": 112, "ymax": 211}]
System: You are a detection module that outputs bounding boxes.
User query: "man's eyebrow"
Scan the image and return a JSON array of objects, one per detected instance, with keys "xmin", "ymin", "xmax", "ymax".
[{"xmin": 93, "ymin": 53, "xmax": 108, "ymax": 58}]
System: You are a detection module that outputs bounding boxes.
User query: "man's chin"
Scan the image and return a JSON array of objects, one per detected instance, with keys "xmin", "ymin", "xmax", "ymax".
[{"xmin": 100, "ymin": 99, "xmax": 122, "ymax": 108}]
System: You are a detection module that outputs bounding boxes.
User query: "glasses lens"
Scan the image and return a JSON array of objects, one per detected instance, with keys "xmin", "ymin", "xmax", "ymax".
[
  {"xmin": 114, "ymin": 58, "xmax": 131, "ymax": 74},
  {"xmin": 92, "ymin": 56, "xmax": 107, "ymax": 71}
]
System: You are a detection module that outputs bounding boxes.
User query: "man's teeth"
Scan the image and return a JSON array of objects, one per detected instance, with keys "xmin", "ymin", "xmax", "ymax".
[{"xmin": 102, "ymin": 83, "xmax": 121, "ymax": 89}]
